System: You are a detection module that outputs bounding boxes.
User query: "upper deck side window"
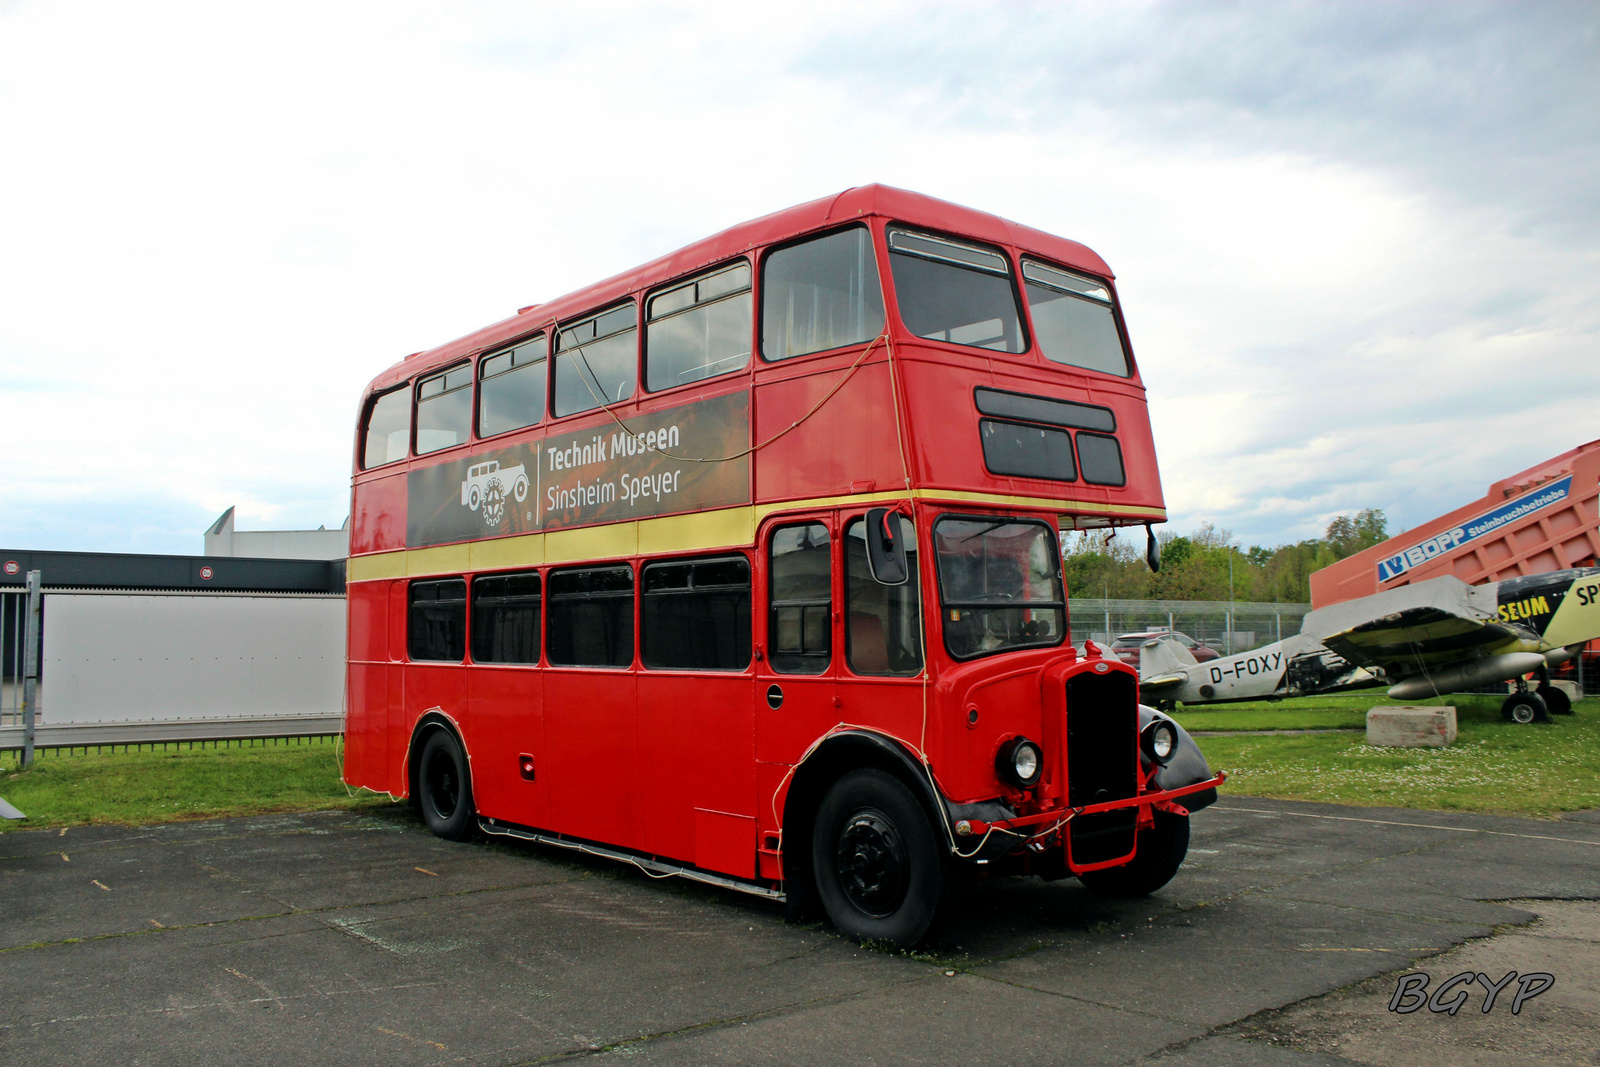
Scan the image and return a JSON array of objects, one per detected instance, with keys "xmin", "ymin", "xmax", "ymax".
[
  {"xmin": 416, "ymin": 364, "xmax": 474, "ymax": 455},
  {"xmin": 646, "ymin": 261, "xmax": 752, "ymax": 392},
  {"xmin": 887, "ymin": 227, "xmax": 1026, "ymax": 354},
  {"xmin": 480, "ymin": 334, "xmax": 547, "ymax": 438},
  {"xmin": 761, "ymin": 226, "xmax": 885, "ymax": 361},
  {"xmin": 361, "ymin": 386, "xmax": 412, "ymax": 469},
  {"xmin": 1020, "ymin": 259, "xmax": 1131, "ymax": 378},
  {"xmin": 554, "ymin": 304, "xmax": 637, "ymax": 418}
]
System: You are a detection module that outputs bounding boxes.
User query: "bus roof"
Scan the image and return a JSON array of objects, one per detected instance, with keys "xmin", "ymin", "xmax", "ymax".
[{"xmin": 363, "ymin": 185, "xmax": 1117, "ymax": 396}]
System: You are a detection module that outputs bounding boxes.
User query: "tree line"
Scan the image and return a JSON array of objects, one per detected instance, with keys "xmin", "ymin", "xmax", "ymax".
[{"xmin": 1062, "ymin": 509, "xmax": 1389, "ymax": 604}]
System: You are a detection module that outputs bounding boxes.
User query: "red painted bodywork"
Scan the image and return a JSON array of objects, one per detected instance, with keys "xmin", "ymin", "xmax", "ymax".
[
  {"xmin": 1311, "ymin": 438, "xmax": 1600, "ymax": 608},
  {"xmin": 344, "ymin": 185, "xmax": 1190, "ymax": 889}
]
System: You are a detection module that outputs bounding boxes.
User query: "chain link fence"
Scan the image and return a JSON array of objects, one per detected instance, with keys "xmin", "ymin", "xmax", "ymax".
[{"xmin": 1069, "ymin": 598, "xmax": 1312, "ymax": 656}]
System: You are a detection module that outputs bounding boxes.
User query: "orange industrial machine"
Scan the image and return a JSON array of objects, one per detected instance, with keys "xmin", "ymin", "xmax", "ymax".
[{"xmin": 1311, "ymin": 440, "xmax": 1600, "ymax": 610}]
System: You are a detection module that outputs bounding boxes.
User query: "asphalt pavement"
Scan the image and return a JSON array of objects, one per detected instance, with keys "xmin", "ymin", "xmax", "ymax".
[{"xmin": 2, "ymin": 797, "xmax": 1597, "ymax": 1066}]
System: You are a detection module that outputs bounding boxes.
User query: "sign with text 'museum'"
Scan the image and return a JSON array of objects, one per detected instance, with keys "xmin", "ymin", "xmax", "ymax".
[{"xmin": 406, "ymin": 392, "xmax": 751, "ymax": 549}]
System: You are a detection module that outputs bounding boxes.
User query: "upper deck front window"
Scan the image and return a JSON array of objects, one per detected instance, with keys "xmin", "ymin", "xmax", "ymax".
[
  {"xmin": 1021, "ymin": 259, "xmax": 1131, "ymax": 378},
  {"xmin": 761, "ymin": 227, "xmax": 885, "ymax": 360},
  {"xmin": 934, "ymin": 517, "xmax": 1065, "ymax": 659},
  {"xmin": 888, "ymin": 228, "xmax": 1026, "ymax": 353}
]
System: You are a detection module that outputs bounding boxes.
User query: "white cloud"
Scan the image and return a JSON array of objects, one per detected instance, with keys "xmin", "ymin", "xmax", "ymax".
[{"xmin": 1, "ymin": 0, "xmax": 1595, "ymax": 556}]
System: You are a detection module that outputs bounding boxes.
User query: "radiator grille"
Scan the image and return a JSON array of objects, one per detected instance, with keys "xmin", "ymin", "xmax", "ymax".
[{"xmin": 1065, "ymin": 669, "xmax": 1139, "ymax": 865}]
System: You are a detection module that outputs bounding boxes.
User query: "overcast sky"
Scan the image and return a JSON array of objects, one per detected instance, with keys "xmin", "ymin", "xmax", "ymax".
[{"xmin": 2, "ymin": 0, "xmax": 1596, "ymax": 556}]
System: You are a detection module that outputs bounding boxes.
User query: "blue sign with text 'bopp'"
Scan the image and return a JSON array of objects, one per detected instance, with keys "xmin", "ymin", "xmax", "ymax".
[{"xmin": 1376, "ymin": 476, "xmax": 1573, "ymax": 583}]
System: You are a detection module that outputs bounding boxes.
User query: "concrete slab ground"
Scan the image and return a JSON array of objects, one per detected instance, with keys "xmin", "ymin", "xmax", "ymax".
[{"xmin": 1, "ymin": 798, "xmax": 1596, "ymax": 1066}]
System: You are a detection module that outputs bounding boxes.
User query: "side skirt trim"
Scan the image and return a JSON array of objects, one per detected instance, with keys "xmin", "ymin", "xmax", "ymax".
[{"xmin": 477, "ymin": 818, "xmax": 787, "ymax": 902}]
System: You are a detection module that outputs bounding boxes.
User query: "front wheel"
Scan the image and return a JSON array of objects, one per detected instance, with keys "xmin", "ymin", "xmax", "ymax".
[
  {"xmin": 1502, "ymin": 691, "xmax": 1550, "ymax": 724},
  {"xmin": 812, "ymin": 768, "xmax": 956, "ymax": 947},
  {"xmin": 1077, "ymin": 811, "xmax": 1190, "ymax": 897},
  {"xmin": 417, "ymin": 729, "xmax": 476, "ymax": 840}
]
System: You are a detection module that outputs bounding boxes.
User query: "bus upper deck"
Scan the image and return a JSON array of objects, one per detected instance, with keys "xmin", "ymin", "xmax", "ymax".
[{"xmin": 350, "ymin": 184, "xmax": 1164, "ymax": 569}]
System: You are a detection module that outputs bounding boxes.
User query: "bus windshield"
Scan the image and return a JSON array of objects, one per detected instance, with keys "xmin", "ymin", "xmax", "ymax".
[{"xmin": 934, "ymin": 517, "xmax": 1065, "ymax": 659}]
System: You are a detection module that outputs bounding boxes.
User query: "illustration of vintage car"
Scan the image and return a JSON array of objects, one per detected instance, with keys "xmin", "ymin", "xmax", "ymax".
[{"xmin": 461, "ymin": 460, "xmax": 529, "ymax": 527}]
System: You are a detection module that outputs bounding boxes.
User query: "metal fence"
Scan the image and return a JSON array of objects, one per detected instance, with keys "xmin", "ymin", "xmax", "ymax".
[
  {"xmin": 1, "ymin": 570, "xmax": 343, "ymax": 759},
  {"xmin": 0, "ymin": 571, "xmax": 42, "ymax": 765},
  {"xmin": 1069, "ymin": 597, "xmax": 1312, "ymax": 656}
]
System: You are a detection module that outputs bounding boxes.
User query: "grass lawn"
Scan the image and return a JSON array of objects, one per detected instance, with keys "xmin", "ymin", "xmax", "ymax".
[
  {"xmin": 0, "ymin": 737, "xmax": 397, "ymax": 832},
  {"xmin": 2, "ymin": 693, "xmax": 1596, "ymax": 831},
  {"xmin": 1176, "ymin": 693, "xmax": 1600, "ymax": 817}
]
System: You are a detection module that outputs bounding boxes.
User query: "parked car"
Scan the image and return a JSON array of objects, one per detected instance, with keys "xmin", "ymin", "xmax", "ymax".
[{"xmin": 1110, "ymin": 630, "xmax": 1220, "ymax": 669}]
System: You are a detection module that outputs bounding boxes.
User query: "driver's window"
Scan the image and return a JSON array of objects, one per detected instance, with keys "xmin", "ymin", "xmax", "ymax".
[{"xmin": 844, "ymin": 515, "xmax": 923, "ymax": 676}]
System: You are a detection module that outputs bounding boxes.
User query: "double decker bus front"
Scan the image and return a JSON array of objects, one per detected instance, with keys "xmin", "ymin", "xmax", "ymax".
[{"xmin": 795, "ymin": 199, "xmax": 1224, "ymax": 936}]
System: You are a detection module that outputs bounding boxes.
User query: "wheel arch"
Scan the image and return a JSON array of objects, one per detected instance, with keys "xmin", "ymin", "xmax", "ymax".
[
  {"xmin": 405, "ymin": 710, "xmax": 468, "ymax": 805},
  {"xmin": 781, "ymin": 730, "xmax": 950, "ymax": 909}
]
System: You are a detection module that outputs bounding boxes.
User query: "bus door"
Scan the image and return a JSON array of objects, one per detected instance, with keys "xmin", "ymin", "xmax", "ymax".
[
  {"xmin": 835, "ymin": 510, "xmax": 927, "ymax": 751},
  {"xmin": 541, "ymin": 565, "xmax": 640, "ymax": 849},
  {"xmin": 464, "ymin": 572, "xmax": 547, "ymax": 830},
  {"xmin": 756, "ymin": 518, "xmax": 839, "ymax": 799},
  {"xmin": 635, "ymin": 555, "xmax": 757, "ymax": 874}
]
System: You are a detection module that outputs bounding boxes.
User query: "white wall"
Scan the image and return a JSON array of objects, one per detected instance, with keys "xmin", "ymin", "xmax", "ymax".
[
  {"xmin": 203, "ymin": 506, "xmax": 349, "ymax": 560},
  {"xmin": 40, "ymin": 592, "xmax": 344, "ymax": 724}
]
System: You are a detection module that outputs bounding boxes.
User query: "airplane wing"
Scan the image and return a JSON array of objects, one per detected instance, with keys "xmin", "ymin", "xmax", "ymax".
[{"xmin": 1303, "ymin": 575, "xmax": 1520, "ymax": 680}]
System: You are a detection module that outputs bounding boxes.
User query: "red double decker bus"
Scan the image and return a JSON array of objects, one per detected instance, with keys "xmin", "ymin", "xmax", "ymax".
[{"xmin": 344, "ymin": 185, "xmax": 1223, "ymax": 946}]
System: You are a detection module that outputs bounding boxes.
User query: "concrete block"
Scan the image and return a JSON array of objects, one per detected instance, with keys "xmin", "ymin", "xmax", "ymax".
[
  {"xmin": 1550, "ymin": 679, "xmax": 1582, "ymax": 702},
  {"xmin": 1367, "ymin": 706, "xmax": 1457, "ymax": 748}
]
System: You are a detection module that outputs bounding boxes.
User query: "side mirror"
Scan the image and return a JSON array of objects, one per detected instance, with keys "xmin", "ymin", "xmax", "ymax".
[
  {"xmin": 864, "ymin": 507, "xmax": 909, "ymax": 585},
  {"xmin": 1146, "ymin": 524, "xmax": 1161, "ymax": 573}
]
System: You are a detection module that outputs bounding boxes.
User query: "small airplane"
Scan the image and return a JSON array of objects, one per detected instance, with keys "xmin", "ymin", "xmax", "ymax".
[{"xmin": 1137, "ymin": 567, "xmax": 1600, "ymax": 723}]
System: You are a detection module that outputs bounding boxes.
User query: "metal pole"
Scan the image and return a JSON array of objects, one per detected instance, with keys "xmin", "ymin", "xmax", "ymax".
[
  {"xmin": 21, "ymin": 570, "xmax": 41, "ymax": 768},
  {"xmin": 1228, "ymin": 551, "xmax": 1235, "ymax": 654}
]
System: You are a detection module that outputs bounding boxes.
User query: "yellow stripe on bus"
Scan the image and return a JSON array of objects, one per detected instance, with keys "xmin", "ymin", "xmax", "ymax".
[{"xmin": 346, "ymin": 491, "xmax": 1165, "ymax": 583}]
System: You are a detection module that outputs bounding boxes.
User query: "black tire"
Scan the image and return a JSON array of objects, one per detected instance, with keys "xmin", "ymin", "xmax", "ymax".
[
  {"xmin": 1501, "ymin": 691, "xmax": 1550, "ymax": 724},
  {"xmin": 1076, "ymin": 811, "xmax": 1189, "ymax": 897},
  {"xmin": 417, "ymin": 729, "xmax": 476, "ymax": 840},
  {"xmin": 1536, "ymin": 684, "xmax": 1573, "ymax": 716},
  {"xmin": 811, "ymin": 768, "xmax": 956, "ymax": 947}
]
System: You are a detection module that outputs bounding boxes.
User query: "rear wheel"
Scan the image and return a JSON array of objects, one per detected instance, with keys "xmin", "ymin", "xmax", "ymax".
[
  {"xmin": 1501, "ymin": 691, "xmax": 1550, "ymax": 724},
  {"xmin": 417, "ymin": 729, "xmax": 476, "ymax": 840},
  {"xmin": 1077, "ymin": 811, "xmax": 1189, "ymax": 897},
  {"xmin": 1536, "ymin": 683, "xmax": 1573, "ymax": 716},
  {"xmin": 812, "ymin": 769, "xmax": 955, "ymax": 947}
]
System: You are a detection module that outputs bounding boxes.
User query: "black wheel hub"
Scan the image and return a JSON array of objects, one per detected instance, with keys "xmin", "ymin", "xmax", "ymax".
[
  {"xmin": 835, "ymin": 809, "xmax": 908, "ymax": 917},
  {"xmin": 426, "ymin": 753, "xmax": 459, "ymax": 818}
]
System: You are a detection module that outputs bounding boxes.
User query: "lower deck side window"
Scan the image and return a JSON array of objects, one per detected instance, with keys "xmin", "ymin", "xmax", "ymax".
[
  {"xmin": 409, "ymin": 578, "xmax": 466, "ymax": 662},
  {"xmin": 472, "ymin": 572, "xmax": 541, "ymax": 664},
  {"xmin": 641, "ymin": 557, "xmax": 751, "ymax": 670},
  {"xmin": 546, "ymin": 566, "xmax": 634, "ymax": 667}
]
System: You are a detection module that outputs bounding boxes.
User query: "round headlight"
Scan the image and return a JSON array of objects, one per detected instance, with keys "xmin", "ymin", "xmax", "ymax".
[
  {"xmin": 996, "ymin": 737, "xmax": 1044, "ymax": 789},
  {"xmin": 1013, "ymin": 743, "xmax": 1040, "ymax": 782},
  {"xmin": 1143, "ymin": 720, "xmax": 1178, "ymax": 765}
]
